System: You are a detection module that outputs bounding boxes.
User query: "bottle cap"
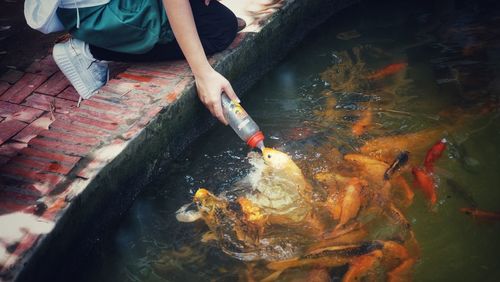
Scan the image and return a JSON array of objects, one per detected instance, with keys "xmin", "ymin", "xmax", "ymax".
[{"xmin": 247, "ymin": 131, "xmax": 265, "ymax": 148}]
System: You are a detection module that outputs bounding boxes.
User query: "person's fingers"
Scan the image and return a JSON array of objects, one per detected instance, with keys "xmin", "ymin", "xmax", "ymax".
[
  {"xmin": 223, "ymin": 82, "xmax": 240, "ymax": 103},
  {"xmin": 212, "ymin": 97, "xmax": 228, "ymax": 125},
  {"xmin": 205, "ymin": 0, "xmax": 210, "ymax": 6}
]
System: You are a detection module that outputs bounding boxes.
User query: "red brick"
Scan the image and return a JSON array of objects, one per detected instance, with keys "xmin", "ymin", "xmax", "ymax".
[
  {"xmin": 100, "ymin": 81, "xmax": 131, "ymax": 96},
  {"xmin": 42, "ymin": 197, "xmax": 69, "ymax": 220},
  {"xmin": 25, "ymin": 55, "xmax": 59, "ymax": 76},
  {"xmin": 38, "ymin": 129, "xmax": 101, "ymax": 146},
  {"xmin": 76, "ymin": 158, "xmax": 105, "ymax": 179},
  {"xmin": 23, "ymin": 93, "xmax": 76, "ymax": 113},
  {"xmin": 0, "ymin": 142, "xmax": 27, "ymax": 158},
  {"xmin": 74, "ymin": 107, "xmax": 128, "ymax": 124},
  {"xmin": 29, "ymin": 137, "xmax": 92, "ymax": 156},
  {"xmin": 12, "ymin": 115, "xmax": 53, "ymax": 143},
  {"xmin": 106, "ymin": 79, "xmax": 163, "ymax": 96},
  {"xmin": 126, "ymin": 68, "xmax": 179, "ymax": 80},
  {"xmin": 79, "ymin": 97, "xmax": 126, "ymax": 113},
  {"xmin": 0, "ymin": 178, "xmax": 48, "ymax": 197},
  {"xmin": 0, "ymin": 81, "xmax": 10, "ymax": 95},
  {"xmin": 121, "ymin": 125, "xmax": 142, "ymax": 140},
  {"xmin": 130, "ymin": 60, "xmax": 190, "ymax": 76},
  {"xmin": 67, "ymin": 113, "xmax": 119, "ymax": 131},
  {"xmin": 121, "ymin": 106, "xmax": 162, "ymax": 140},
  {"xmin": 10, "ymin": 157, "xmax": 73, "ymax": 175},
  {"xmin": 120, "ymin": 99, "xmax": 147, "ymax": 109},
  {"xmin": 57, "ymin": 86, "xmax": 79, "ymax": 102},
  {"xmin": 10, "ymin": 234, "xmax": 40, "ymax": 260},
  {"xmin": 92, "ymin": 91, "xmax": 149, "ymax": 108},
  {"xmin": 49, "ymin": 118, "xmax": 110, "ymax": 137},
  {"xmin": 20, "ymin": 147, "xmax": 80, "ymax": 165},
  {"xmin": 165, "ymin": 92, "xmax": 177, "ymax": 104},
  {"xmin": 0, "ymin": 73, "xmax": 49, "ymax": 104},
  {"xmin": 117, "ymin": 72, "xmax": 153, "ymax": 83},
  {"xmin": 0, "ymin": 69, "xmax": 24, "ymax": 84},
  {"xmin": 91, "ymin": 89, "xmax": 126, "ymax": 101},
  {"xmin": 0, "ymin": 190, "xmax": 39, "ymax": 205},
  {"xmin": 145, "ymin": 106, "xmax": 163, "ymax": 119},
  {"xmin": 35, "ymin": 72, "xmax": 71, "ymax": 96},
  {"xmin": 0, "ymin": 120, "xmax": 28, "ymax": 145},
  {"xmin": 0, "ymin": 200, "xmax": 35, "ymax": 214},
  {"xmin": 118, "ymin": 71, "xmax": 177, "ymax": 87},
  {"xmin": 0, "ymin": 165, "xmax": 64, "ymax": 186},
  {"xmin": 0, "ymin": 101, "xmax": 44, "ymax": 123}
]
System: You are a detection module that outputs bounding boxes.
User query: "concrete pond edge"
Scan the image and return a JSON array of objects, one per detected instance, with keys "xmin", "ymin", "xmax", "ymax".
[{"xmin": 14, "ymin": 0, "xmax": 359, "ymax": 280}]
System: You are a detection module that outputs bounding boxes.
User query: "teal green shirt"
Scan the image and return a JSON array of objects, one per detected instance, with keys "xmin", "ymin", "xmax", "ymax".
[{"xmin": 57, "ymin": 0, "xmax": 174, "ymax": 54}]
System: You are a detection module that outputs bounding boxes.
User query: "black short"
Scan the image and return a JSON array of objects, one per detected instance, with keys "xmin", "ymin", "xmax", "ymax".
[{"xmin": 90, "ymin": 0, "xmax": 238, "ymax": 62}]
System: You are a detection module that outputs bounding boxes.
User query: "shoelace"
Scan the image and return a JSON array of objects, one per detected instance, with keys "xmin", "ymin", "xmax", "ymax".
[{"xmin": 72, "ymin": 0, "xmax": 80, "ymax": 28}]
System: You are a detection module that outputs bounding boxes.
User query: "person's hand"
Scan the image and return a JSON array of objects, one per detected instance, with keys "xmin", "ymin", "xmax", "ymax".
[{"xmin": 194, "ymin": 68, "xmax": 239, "ymax": 125}]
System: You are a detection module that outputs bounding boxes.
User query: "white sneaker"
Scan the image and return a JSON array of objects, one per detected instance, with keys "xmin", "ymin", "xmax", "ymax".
[{"xmin": 53, "ymin": 38, "xmax": 109, "ymax": 105}]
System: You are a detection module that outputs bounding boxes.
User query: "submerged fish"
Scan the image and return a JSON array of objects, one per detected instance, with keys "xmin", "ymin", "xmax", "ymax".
[
  {"xmin": 352, "ymin": 109, "xmax": 372, "ymax": 137},
  {"xmin": 411, "ymin": 167, "xmax": 437, "ymax": 205},
  {"xmin": 367, "ymin": 62, "xmax": 407, "ymax": 80},
  {"xmin": 360, "ymin": 128, "xmax": 442, "ymax": 164},
  {"xmin": 384, "ymin": 151, "xmax": 410, "ymax": 180},
  {"xmin": 445, "ymin": 179, "xmax": 477, "ymax": 207},
  {"xmin": 424, "ymin": 138, "xmax": 447, "ymax": 172},
  {"xmin": 460, "ymin": 208, "xmax": 500, "ymax": 221},
  {"xmin": 338, "ymin": 178, "xmax": 363, "ymax": 226}
]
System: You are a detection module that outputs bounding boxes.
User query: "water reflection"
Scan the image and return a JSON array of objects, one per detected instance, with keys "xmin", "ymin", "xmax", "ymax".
[{"xmin": 77, "ymin": 0, "xmax": 500, "ymax": 281}]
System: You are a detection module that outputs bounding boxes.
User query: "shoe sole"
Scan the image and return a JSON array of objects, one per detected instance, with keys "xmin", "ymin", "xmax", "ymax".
[{"xmin": 53, "ymin": 42, "xmax": 108, "ymax": 100}]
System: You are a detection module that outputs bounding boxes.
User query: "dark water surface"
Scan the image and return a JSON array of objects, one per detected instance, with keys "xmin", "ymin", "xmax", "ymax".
[{"xmin": 74, "ymin": 0, "xmax": 500, "ymax": 281}]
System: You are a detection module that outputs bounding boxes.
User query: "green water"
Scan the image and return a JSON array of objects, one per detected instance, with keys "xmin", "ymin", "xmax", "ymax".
[{"xmin": 74, "ymin": 0, "xmax": 500, "ymax": 281}]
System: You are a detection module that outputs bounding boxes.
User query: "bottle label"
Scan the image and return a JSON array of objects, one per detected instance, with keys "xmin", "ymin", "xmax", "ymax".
[
  {"xmin": 237, "ymin": 119, "xmax": 250, "ymax": 130},
  {"xmin": 230, "ymin": 101, "xmax": 248, "ymax": 119}
]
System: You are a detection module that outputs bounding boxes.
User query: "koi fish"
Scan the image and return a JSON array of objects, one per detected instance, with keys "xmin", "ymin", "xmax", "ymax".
[
  {"xmin": 460, "ymin": 208, "xmax": 500, "ymax": 221},
  {"xmin": 395, "ymin": 175, "xmax": 414, "ymax": 207},
  {"xmin": 424, "ymin": 138, "xmax": 447, "ymax": 172},
  {"xmin": 352, "ymin": 109, "xmax": 372, "ymax": 137},
  {"xmin": 446, "ymin": 179, "xmax": 477, "ymax": 207},
  {"xmin": 367, "ymin": 62, "xmax": 407, "ymax": 80},
  {"xmin": 360, "ymin": 128, "xmax": 442, "ymax": 163},
  {"xmin": 384, "ymin": 151, "xmax": 410, "ymax": 180},
  {"xmin": 338, "ymin": 178, "xmax": 363, "ymax": 226},
  {"xmin": 343, "ymin": 250, "xmax": 382, "ymax": 282},
  {"xmin": 411, "ymin": 167, "xmax": 437, "ymax": 205}
]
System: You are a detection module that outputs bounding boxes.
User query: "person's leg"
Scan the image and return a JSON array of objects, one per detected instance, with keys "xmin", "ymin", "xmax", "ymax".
[{"xmin": 90, "ymin": 0, "xmax": 238, "ymax": 62}]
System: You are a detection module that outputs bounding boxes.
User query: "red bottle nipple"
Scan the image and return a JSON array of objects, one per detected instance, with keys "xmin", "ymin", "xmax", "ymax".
[{"xmin": 246, "ymin": 131, "xmax": 265, "ymax": 148}]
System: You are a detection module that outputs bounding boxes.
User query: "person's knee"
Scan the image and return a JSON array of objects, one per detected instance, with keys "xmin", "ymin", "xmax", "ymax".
[
  {"xmin": 193, "ymin": 1, "xmax": 238, "ymax": 54},
  {"xmin": 211, "ymin": 9, "xmax": 238, "ymax": 53}
]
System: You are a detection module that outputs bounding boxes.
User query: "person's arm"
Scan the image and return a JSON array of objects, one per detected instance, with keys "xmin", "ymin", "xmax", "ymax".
[{"xmin": 162, "ymin": 0, "xmax": 239, "ymax": 124}]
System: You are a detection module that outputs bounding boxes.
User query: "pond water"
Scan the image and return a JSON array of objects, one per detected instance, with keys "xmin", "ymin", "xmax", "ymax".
[{"xmin": 74, "ymin": 0, "xmax": 500, "ymax": 281}]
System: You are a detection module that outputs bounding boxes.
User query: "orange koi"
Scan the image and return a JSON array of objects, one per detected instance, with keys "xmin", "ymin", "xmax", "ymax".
[
  {"xmin": 307, "ymin": 268, "xmax": 331, "ymax": 282},
  {"xmin": 352, "ymin": 109, "xmax": 372, "ymax": 136},
  {"xmin": 342, "ymin": 250, "xmax": 382, "ymax": 282},
  {"xmin": 424, "ymin": 138, "xmax": 447, "ymax": 172},
  {"xmin": 387, "ymin": 258, "xmax": 416, "ymax": 282},
  {"xmin": 460, "ymin": 208, "xmax": 500, "ymax": 221},
  {"xmin": 411, "ymin": 167, "xmax": 437, "ymax": 205},
  {"xmin": 367, "ymin": 62, "xmax": 407, "ymax": 80},
  {"xmin": 395, "ymin": 175, "xmax": 414, "ymax": 207},
  {"xmin": 339, "ymin": 178, "xmax": 362, "ymax": 226}
]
